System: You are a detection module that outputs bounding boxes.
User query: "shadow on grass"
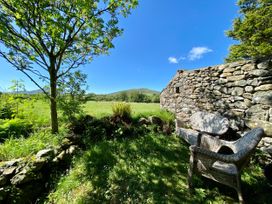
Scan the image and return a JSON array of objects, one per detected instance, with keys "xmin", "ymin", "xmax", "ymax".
[
  {"xmin": 71, "ymin": 134, "xmax": 200, "ymax": 203},
  {"xmin": 48, "ymin": 133, "xmax": 272, "ymax": 203}
]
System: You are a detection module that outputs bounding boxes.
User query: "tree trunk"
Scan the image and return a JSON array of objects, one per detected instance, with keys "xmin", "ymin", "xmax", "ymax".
[{"xmin": 49, "ymin": 68, "xmax": 59, "ymax": 134}]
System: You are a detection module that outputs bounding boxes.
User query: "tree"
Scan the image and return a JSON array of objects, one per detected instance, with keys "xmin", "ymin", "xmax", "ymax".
[
  {"xmin": 58, "ymin": 71, "xmax": 87, "ymax": 122},
  {"xmin": 9, "ymin": 79, "xmax": 26, "ymax": 94},
  {"xmin": 119, "ymin": 91, "xmax": 128, "ymax": 101},
  {"xmin": 8, "ymin": 79, "xmax": 26, "ymax": 115},
  {"xmin": 226, "ymin": 0, "xmax": 272, "ymax": 62},
  {"xmin": 0, "ymin": 0, "xmax": 138, "ymax": 133}
]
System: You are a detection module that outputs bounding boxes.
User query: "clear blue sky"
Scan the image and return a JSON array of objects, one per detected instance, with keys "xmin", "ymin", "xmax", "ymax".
[{"xmin": 0, "ymin": 0, "xmax": 238, "ymax": 94}]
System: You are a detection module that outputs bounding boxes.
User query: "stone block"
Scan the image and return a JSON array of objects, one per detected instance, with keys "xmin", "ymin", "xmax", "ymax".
[
  {"xmin": 245, "ymin": 86, "xmax": 254, "ymax": 93},
  {"xmin": 218, "ymin": 64, "xmax": 226, "ymax": 71},
  {"xmin": 253, "ymin": 91, "xmax": 272, "ymax": 105},
  {"xmin": 257, "ymin": 60, "xmax": 271, "ymax": 69},
  {"xmin": 231, "ymin": 87, "xmax": 244, "ymax": 96},
  {"xmin": 249, "ymin": 69, "xmax": 269, "ymax": 77},
  {"xmin": 233, "ymin": 70, "xmax": 243, "ymax": 75},
  {"xmin": 220, "ymin": 73, "xmax": 232, "ymax": 78},
  {"xmin": 35, "ymin": 149, "xmax": 54, "ymax": 160},
  {"xmin": 246, "ymin": 105, "xmax": 267, "ymax": 120},
  {"xmin": 234, "ymin": 80, "xmax": 247, "ymax": 87},
  {"xmin": 243, "ymin": 93, "xmax": 253, "ymax": 101},
  {"xmin": 241, "ymin": 63, "xmax": 255, "ymax": 71},
  {"xmin": 227, "ymin": 75, "xmax": 245, "ymax": 81},
  {"xmin": 223, "ymin": 67, "xmax": 235, "ymax": 73},
  {"xmin": 251, "ymin": 78, "xmax": 259, "ymax": 86},
  {"xmin": 245, "ymin": 120, "xmax": 272, "ymax": 137},
  {"xmin": 255, "ymin": 84, "xmax": 272, "ymax": 91},
  {"xmin": 218, "ymin": 78, "xmax": 228, "ymax": 84},
  {"xmin": 228, "ymin": 61, "xmax": 247, "ymax": 68}
]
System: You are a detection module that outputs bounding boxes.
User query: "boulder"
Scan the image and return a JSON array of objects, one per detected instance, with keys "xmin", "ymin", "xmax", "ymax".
[{"xmin": 190, "ymin": 111, "xmax": 229, "ymax": 135}]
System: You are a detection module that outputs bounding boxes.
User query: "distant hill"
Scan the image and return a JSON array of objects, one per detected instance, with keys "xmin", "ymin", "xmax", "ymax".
[
  {"xmin": 87, "ymin": 88, "xmax": 160, "ymax": 103},
  {"xmin": 8, "ymin": 89, "xmax": 45, "ymax": 95},
  {"xmin": 4, "ymin": 88, "xmax": 161, "ymax": 103},
  {"xmin": 108, "ymin": 88, "xmax": 160, "ymax": 96}
]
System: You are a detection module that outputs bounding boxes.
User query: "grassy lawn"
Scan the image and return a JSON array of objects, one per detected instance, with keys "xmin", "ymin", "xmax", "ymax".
[
  {"xmin": 46, "ymin": 133, "xmax": 271, "ymax": 204},
  {"xmin": 47, "ymin": 133, "xmax": 197, "ymax": 203},
  {"xmin": 84, "ymin": 101, "xmax": 161, "ymax": 118}
]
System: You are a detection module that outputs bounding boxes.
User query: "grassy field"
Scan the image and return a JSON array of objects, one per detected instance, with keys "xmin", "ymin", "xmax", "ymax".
[
  {"xmin": 1, "ymin": 98, "xmax": 271, "ymax": 203},
  {"xmin": 0, "ymin": 100, "xmax": 162, "ymax": 161},
  {"xmin": 83, "ymin": 101, "xmax": 161, "ymax": 118}
]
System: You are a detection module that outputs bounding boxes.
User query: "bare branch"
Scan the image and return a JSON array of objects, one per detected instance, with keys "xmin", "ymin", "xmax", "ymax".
[{"xmin": 0, "ymin": 51, "xmax": 51, "ymax": 99}]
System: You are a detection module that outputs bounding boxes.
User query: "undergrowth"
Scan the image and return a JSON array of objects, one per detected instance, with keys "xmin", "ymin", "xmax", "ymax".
[{"xmin": 0, "ymin": 129, "xmax": 65, "ymax": 161}]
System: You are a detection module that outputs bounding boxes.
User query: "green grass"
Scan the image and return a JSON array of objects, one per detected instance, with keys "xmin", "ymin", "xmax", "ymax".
[
  {"xmin": 0, "ymin": 129, "xmax": 64, "ymax": 161},
  {"xmin": 0, "ymin": 100, "xmax": 162, "ymax": 161},
  {"xmin": 47, "ymin": 133, "xmax": 194, "ymax": 203},
  {"xmin": 46, "ymin": 133, "xmax": 270, "ymax": 204},
  {"xmin": 83, "ymin": 101, "xmax": 161, "ymax": 118},
  {"xmin": 17, "ymin": 99, "xmax": 51, "ymax": 127},
  {"xmin": 1, "ymin": 98, "xmax": 270, "ymax": 203}
]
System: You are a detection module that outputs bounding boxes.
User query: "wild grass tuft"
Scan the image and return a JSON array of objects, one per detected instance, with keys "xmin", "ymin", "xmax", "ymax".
[{"xmin": 112, "ymin": 102, "xmax": 132, "ymax": 120}]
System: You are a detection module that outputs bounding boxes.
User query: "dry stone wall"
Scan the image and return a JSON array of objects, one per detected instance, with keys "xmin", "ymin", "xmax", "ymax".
[
  {"xmin": 0, "ymin": 134, "xmax": 79, "ymax": 203},
  {"xmin": 160, "ymin": 59, "xmax": 272, "ymax": 136}
]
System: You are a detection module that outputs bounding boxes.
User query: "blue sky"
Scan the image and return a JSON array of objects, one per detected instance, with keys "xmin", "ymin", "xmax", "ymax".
[{"xmin": 0, "ymin": 0, "xmax": 238, "ymax": 94}]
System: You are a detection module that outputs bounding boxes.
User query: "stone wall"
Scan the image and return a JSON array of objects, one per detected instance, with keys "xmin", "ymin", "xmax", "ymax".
[
  {"xmin": 160, "ymin": 59, "xmax": 272, "ymax": 136},
  {"xmin": 0, "ymin": 134, "xmax": 79, "ymax": 203}
]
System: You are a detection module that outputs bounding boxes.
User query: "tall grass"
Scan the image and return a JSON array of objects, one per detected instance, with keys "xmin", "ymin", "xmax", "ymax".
[
  {"xmin": 84, "ymin": 101, "xmax": 161, "ymax": 118},
  {"xmin": 0, "ymin": 129, "xmax": 64, "ymax": 161}
]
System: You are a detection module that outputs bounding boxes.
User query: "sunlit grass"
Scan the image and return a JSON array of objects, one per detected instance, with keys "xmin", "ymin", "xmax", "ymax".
[
  {"xmin": 0, "ymin": 129, "xmax": 65, "ymax": 161},
  {"xmin": 46, "ymin": 133, "xmax": 241, "ymax": 203},
  {"xmin": 83, "ymin": 101, "xmax": 161, "ymax": 118},
  {"xmin": 18, "ymin": 99, "xmax": 51, "ymax": 127}
]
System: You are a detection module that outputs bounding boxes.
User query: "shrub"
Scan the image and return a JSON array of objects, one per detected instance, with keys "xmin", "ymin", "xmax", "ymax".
[
  {"xmin": 0, "ymin": 104, "xmax": 14, "ymax": 119},
  {"xmin": 112, "ymin": 103, "xmax": 132, "ymax": 121},
  {"xmin": 0, "ymin": 118, "xmax": 33, "ymax": 141}
]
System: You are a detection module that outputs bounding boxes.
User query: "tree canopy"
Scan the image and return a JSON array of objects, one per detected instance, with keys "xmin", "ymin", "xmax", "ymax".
[
  {"xmin": 0, "ymin": 0, "xmax": 138, "ymax": 133},
  {"xmin": 226, "ymin": 0, "xmax": 272, "ymax": 62}
]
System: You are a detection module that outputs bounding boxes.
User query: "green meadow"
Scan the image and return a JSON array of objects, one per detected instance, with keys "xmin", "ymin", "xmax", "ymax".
[
  {"xmin": 0, "ymin": 98, "xmax": 270, "ymax": 203},
  {"xmin": 83, "ymin": 101, "xmax": 161, "ymax": 118}
]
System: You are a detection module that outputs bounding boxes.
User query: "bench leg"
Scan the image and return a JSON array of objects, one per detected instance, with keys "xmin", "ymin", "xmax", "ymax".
[{"xmin": 236, "ymin": 174, "xmax": 244, "ymax": 204}]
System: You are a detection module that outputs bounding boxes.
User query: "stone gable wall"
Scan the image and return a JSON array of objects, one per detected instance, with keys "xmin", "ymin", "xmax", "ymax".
[{"xmin": 160, "ymin": 59, "xmax": 272, "ymax": 136}]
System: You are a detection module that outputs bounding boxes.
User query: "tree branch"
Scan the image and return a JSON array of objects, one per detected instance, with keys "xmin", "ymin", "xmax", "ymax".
[{"xmin": 0, "ymin": 51, "xmax": 51, "ymax": 99}]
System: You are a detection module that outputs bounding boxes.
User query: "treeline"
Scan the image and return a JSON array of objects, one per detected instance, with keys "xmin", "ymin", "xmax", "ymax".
[
  {"xmin": 86, "ymin": 91, "xmax": 160, "ymax": 103},
  {"xmin": 0, "ymin": 90, "xmax": 161, "ymax": 103}
]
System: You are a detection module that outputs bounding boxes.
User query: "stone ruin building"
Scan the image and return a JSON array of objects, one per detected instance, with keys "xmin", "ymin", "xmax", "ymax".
[{"xmin": 160, "ymin": 58, "xmax": 272, "ymax": 151}]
